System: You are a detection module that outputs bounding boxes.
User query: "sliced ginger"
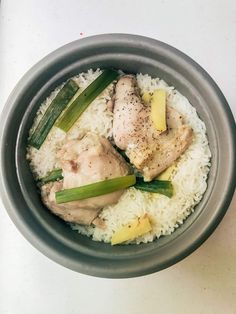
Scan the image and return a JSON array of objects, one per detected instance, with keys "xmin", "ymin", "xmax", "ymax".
[
  {"xmin": 157, "ymin": 164, "xmax": 176, "ymax": 181},
  {"xmin": 111, "ymin": 214, "xmax": 152, "ymax": 245},
  {"xmin": 150, "ymin": 89, "xmax": 167, "ymax": 132}
]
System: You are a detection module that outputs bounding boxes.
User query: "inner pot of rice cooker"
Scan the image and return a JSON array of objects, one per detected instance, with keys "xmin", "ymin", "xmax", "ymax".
[{"xmin": 0, "ymin": 34, "xmax": 235, "ymax": 278}]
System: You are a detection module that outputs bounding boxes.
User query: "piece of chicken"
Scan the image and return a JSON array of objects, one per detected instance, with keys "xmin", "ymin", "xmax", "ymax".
[
  {"xmin": 41, "ymin": 132, "xmax": 130, "ymax": 226},
  {"xmin": 113, "ymin": 75, "xmax": 193, "ymax": 181}
]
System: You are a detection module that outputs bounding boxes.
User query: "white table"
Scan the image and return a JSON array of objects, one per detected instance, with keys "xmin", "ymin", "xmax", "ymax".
[{"xmin": 0, "ymin": 1, "xmax": 235, "ymax": 313}]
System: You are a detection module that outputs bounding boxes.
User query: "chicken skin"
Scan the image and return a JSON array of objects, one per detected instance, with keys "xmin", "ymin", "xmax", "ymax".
[
  {"xmin": 113, "ymin": 75, "xmax": 193, "ymax": 181},
  {"xmin": 42, "ymin": 132, "xmax": 130, "ymax": 226}
]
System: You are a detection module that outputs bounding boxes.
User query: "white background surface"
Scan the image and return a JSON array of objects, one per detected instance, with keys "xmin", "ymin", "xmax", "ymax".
[{"xmin": 0, "ymin": 0, "xmax": 235, "ymax": 313}]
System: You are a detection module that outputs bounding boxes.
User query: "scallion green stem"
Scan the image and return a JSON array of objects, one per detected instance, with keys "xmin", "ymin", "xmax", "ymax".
[{"xmin": 55, "ymin": 174, "xmax": 136, "ymax": 204}]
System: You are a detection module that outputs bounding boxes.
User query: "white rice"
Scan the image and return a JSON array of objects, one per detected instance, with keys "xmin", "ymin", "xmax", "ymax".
[{"xmin": 27, "ymin": 69, "xmax": 211, "ymax": 244}]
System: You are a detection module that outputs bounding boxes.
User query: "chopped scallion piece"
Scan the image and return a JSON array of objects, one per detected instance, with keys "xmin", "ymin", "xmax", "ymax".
[
  {"xmin": 56, "ymin": 69, "xmax": 119, "ymax": 132},
  {"xmin": 38, "ymin": 169, "xmax": 63, "ymax": 186},
  {"xmin": 134, "ymin": 178, "xmax": 173, "ymax": 198},
  {"xmin": 55, "ymin": 174, "xmax": 136, "ymax": 204}
]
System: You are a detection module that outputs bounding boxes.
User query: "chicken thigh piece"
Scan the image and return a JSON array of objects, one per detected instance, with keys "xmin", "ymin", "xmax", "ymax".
[
  {"xmin": 113, "ymin": 75, "xmax": 193, "ymax": 181},
  {"xmin": 41, "ymin": 132, "xmax": 130, "ymax": 226}
]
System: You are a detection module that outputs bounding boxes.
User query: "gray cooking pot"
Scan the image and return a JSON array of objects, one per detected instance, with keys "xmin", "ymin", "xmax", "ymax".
[{"xmin": 0, "ymin": 34, "xmax": 235, "ymax": 278}]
